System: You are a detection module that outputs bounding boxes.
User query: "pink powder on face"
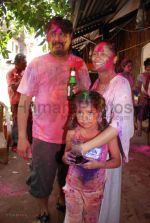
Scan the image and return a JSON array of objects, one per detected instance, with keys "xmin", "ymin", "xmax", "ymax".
[
  {"xmin": 93, "ymin": 42, "xmax": 115, "ymax": 70},
  {"xmin": 47, "ymin": 24, "xmax": 71, "ymax": 53}
]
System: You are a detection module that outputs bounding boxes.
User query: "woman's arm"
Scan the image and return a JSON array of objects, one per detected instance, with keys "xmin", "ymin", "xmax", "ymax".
[
  {"xmin": 104, "ymin": 137, "xmax": 121, "ymax": 168},
  {"xmin": 82, "ymin": 137, "xmax": 121, "ymax": 169},
  {"xmin": 75, "ymin": 78, "xmax": 134, "ymax": 162},
  {"xmin": 73, "ymin": 126, "xmax": 118, "ymax": 155}
]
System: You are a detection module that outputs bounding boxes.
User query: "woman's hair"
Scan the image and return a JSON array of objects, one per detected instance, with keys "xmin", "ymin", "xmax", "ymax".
[
  {"xmin": 121, "ymin": 58, "xmax": 133, "ymax": 68},
  {"xmin": 116, "ymin": 58, "xmax": 133, "ymax": 73},
  {"xmin": 68, "ymin": 90, "xmax": 108, "ymax": 131}
]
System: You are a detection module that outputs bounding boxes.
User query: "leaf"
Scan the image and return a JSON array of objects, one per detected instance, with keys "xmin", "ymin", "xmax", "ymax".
[{"xmin": 0, "ymin": 0, "xmax": 71, "ymax": 57}]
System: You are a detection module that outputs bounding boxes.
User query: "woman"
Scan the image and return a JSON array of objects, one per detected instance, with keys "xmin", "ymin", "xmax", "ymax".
[
  {"xmin": 135, "ymin": 58, "xmax": 150, "ymax": 136},
  {"xmin": 73, "ymin": 41, "xmax": 134, "ymax": 223},
  {"xmin": 119, "ymin": 58, "xmax": 134, "ymax": 89}
]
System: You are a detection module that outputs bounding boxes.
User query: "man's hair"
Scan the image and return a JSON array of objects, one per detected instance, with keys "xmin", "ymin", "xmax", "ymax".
[
  {"xmin": 14, "ymin": 53, "xmax": 26, "ymax": 65},
  {"xmin": 46, "ymin": 16, "xmax": 73, "ymax": 34},
  {"xmin": 144, "ymin": 58, "xmax": 150, "ymax": 67}
]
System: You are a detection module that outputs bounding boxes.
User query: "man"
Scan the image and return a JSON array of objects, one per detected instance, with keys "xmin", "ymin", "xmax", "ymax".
[
  {"xmin": 17, "ymin": 16, "xmax": 90, "ymax": 223},
  {"xmin": 135, "ymin": 58, "xmax": 150, "ymax": 136},
  {"xmin": 6, "ymin": 53, "xmax": 27, "ymax": 151}
]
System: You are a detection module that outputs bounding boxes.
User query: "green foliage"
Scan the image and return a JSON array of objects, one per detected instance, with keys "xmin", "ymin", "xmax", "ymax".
[{"xmin": 0, "ymin": 0, "xmax": 71, "ymax": 58}]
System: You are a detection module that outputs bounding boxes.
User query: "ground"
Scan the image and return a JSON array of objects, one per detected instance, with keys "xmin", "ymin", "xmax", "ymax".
[{"xmin": 0, "ymin": 132, "xmax": 150, "ymax": 223}]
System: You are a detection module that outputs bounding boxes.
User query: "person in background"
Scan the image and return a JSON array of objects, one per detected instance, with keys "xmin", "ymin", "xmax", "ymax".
[
  {"xmin": 72, "ymin": 41, "xmax": 134, "ymax": 223},
  {"xmin": 17, "ymin": 16, "xmax": 90, "ymax": 223},
  {"xmin": 119, "ymin": 58, "xmax": 134, "ymax": 90},
  {"xmin": 62, "ymin": 90, "xmax": 121, "ymax": 223},
  {"xmin": 6, "ymin": 54, "xmax": 30, "ymax": 151},
  {"xmin": 135, "ymin": 58, "xmax": 150, "ymax": 136}
]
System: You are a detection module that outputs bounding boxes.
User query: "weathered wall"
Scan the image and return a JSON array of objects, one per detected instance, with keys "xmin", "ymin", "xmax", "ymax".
[{"xmin": 114, "ymin": 8, "xmax": 150, "ymax": 79}]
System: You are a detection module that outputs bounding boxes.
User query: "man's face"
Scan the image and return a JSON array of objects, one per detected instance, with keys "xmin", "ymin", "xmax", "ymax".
[
  {"xmin": 47, "ymin": 23, "xmax": 72, "ymax": 56},
  {"xmin": 17, "ymin": 58, "xmax": 27, "ymax": 71},
  {"xmin": 92, "ymin": 42, "xmax": 114, "ymax": 72},
  {"xmin": 145, "ymin": 65, "xmax": 150, "ymax": 73}
]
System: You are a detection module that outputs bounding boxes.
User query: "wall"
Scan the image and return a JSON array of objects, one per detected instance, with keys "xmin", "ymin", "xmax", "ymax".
[{"xmin": 114, "ymin": 8, "xmax": 150, "ymax": 79}]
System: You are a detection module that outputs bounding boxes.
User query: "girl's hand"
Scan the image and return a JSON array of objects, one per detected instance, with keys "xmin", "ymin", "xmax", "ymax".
[
  {"xmin": 82, "ymin": 157, "xmax": 105, "ymax": 169},
  {"xmin": 62, "ymin": 151, "xmax": 76, "ymax": 165},
  {"xmin": 72, "ymin": 142, "xmax": 85, "ymax": 155}
]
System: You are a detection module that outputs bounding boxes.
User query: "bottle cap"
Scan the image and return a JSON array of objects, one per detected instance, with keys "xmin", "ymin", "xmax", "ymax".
[{"xmin": 71, "ymin": 70, "xmax": 76, "ymax": 76}]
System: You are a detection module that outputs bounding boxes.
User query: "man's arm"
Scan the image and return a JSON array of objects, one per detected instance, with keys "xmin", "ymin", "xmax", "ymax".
[{"xmin": 17, "ymin": 94, "xmax": 32, "ymax": 158}]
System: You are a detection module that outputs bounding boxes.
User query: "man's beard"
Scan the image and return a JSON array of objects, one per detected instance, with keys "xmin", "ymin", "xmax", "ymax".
[{"xmin": 52, "ymin": 42, "xmax": 70, "ymax": 56}]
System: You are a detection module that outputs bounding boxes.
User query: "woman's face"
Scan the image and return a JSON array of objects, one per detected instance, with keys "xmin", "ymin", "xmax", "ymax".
[
  {"xmin": 92, "ymin": 42, "xmax": 114, "ymax": 72},
  {"xmin": 124, "ymin": 62, "xmax": 133, "ymax": 73}
]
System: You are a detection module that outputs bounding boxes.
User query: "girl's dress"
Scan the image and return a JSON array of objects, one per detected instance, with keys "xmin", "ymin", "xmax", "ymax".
[{"xmin": 63, "ymin": 127, "xmax": 108, "ymax": 223}]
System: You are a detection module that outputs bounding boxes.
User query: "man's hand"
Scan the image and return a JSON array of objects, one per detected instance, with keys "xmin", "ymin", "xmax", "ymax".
[
  {"xmin": 17, "ymin": 137, "xmax": 31, "ymax": 160},
  {"xmin": 62, "ymin": 151, "xmax": 76, "ymax": 165},
  {"xmin": 72, "ymin": 85, "xmax": 79, "ymax": 94}
]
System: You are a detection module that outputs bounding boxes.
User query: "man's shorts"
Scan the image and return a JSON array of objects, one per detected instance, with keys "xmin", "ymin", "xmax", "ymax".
[{"xmin": 26, "ymin": 138, "xmax": 64, "ymax": 198}]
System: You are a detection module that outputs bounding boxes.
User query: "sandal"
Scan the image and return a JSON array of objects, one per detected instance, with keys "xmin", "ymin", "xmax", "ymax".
[{"xmin": 36, "ymin": 213, "xmax": 50, "ymax": 223}]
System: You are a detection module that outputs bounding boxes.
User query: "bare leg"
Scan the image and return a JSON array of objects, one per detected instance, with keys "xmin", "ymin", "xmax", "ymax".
[{"xmin": 36, "ymin": 197, "xmax": 49, "ymax": 215}]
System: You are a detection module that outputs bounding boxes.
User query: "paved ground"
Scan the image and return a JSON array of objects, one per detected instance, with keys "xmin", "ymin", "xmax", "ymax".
[{"xmin": 0, "ymin": 132, "xmax": 150, "ymax": 223}]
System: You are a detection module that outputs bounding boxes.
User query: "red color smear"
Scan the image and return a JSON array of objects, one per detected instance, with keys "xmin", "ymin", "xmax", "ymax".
[
  {"xmin": 0, "ymin": 182, "xmax": 28, "ymax": 197},
  {"xmin": 130, "ymin": 144, "xmax": 150, "ymax": 157}
]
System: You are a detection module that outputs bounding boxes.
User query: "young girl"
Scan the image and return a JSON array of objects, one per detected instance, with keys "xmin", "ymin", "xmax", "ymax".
[{"xmin": 62, "ymin": 90, "xmax": 121, "ymax": 223}]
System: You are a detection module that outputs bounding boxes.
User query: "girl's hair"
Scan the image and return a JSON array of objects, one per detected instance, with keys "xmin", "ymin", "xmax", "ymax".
[{"xmin": 68, "ymin": 90, "xmax": 108, "ymax": 131}]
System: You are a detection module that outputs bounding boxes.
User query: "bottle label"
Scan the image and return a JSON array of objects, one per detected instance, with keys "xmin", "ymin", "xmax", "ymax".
[
  {"xmin": 85, "ymin": 147, "xmax": 102, "ymax": 160},
  {"xmin": 67, "ymin": 85, "xmax": 71, "ymax": 97}
]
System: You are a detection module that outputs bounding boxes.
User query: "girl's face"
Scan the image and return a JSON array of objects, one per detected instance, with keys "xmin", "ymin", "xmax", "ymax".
[
  {"xmin": 76, "ymin": 103, "xmax": 99, "ymax": 129},
  {"xmin": 92, "ymin": 42, "xmax": 115, "ymax": 72},
  {"xmin": 47, "ymin": 23, "xmax": 71, "ymax": 56}
]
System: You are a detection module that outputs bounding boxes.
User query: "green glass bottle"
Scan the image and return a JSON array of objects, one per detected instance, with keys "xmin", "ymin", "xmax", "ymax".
[{"xmin": 67, "ymin": 67, "xmax": 77, "ymax": 100}]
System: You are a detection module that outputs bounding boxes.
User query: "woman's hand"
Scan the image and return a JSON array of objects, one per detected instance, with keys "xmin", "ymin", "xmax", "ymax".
[{"xmin": 62, "ymin": 151, "xmax": 76, "ymax": 165}]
